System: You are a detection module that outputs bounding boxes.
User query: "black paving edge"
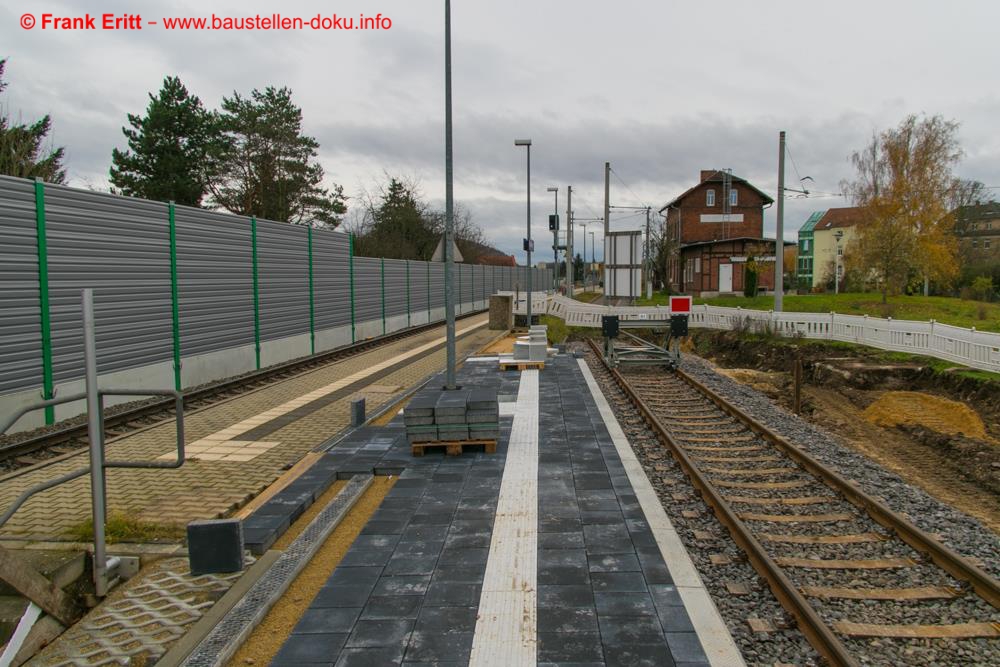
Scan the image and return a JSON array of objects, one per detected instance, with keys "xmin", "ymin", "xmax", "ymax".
[{"xmin": 180, "ymin": 473, "xmax": 374, "ymax": 667}]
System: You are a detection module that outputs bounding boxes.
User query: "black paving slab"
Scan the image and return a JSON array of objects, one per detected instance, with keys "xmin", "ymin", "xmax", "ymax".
[{"xmin": 269, "ymin": 357, "xmax": 711, "ymax": 666}]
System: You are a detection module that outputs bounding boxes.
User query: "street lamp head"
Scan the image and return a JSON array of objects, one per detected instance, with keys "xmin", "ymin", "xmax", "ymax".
[
  {"xmin": 514, "ymin": 139, "xmax": 532, "ymax": 146},
  {"xmin": 546, "ymin": 187, "xmax": 558, "ymax": 192}
]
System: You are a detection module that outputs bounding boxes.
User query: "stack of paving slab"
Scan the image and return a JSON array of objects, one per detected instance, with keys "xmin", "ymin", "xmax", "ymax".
[
  {"xmin": 511, "ymin": 324, "xmax": 550, "ymax": 362},
  {"xmin": 403, "ymin": 387, "xmax": 500, "ymax": 444}
]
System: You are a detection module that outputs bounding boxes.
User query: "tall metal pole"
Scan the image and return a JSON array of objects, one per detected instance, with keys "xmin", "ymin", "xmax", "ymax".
[
  {"xmin": 444, "ymin": 0, "xmax": 457, "ymax": 388},
  {"xmin": 775, "ymin": 130, "xmax": 785, "ymax": 312},
  {"xmin": 566, "ymin": 185, "xmax": 573, "ymax": 291},
  {"xmin": 583, "ymin": 232, "xmax": 597, "ymax": 291},
  {"xmin": 82, "ymin": 289, "xmax": 109, "ymax": 596},
  {"xmin": 548, "ymin": 187, "xmax": 559, "ymax": 292},
  {"xmin": 604, "ymin": 162, "xmax": 611, "ymax": 236},
  {"xmin": 526, "ymin": 144, "xmax": 532, "ymax": 323},
  {"xmin": 645, "ymin": 206, "xmax": 652, "ymax": 299},
  {"xmin": 581, "ymin": 223, "xmax": 586, "ymax": 291}
]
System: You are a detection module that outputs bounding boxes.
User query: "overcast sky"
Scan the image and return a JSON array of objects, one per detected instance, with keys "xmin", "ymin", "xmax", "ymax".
[{"xmin": 4, "ymin": 0, "xmax": 1000, "ymax": 261}]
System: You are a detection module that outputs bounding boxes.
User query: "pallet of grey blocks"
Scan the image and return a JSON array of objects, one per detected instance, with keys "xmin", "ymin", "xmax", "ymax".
[{"xmin": 403, "ymin": 387, "xmax": 500, "ymax": 452}]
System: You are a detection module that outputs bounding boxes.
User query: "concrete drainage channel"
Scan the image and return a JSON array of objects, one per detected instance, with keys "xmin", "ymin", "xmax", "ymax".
[{"xmin": 163, "ymin": 473, "xmax": 374, "ymax": 667}]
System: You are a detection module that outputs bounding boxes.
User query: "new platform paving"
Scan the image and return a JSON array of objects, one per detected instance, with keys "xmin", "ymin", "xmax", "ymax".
[{"xmin": 273, "ymin": 354, "xmax": 712, "ymax": 666}]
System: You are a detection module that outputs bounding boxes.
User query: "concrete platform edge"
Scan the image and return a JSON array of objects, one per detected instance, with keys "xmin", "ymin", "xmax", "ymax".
[{"xmin": 575, "ymin": 358, "xmax": 746, "ymax": 667}]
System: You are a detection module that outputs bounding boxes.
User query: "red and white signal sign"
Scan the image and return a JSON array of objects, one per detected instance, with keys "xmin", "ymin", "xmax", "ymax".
[{"xmin": 669, "ymin": 295, "xmax": 692, "ymax": 313}]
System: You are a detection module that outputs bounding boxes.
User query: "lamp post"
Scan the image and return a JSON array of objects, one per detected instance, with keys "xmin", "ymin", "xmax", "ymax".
[
  {"xmin": 834, "ymin": 230, "xmax": 844, "ymax": 295},
  {"xmin": 443, "ymin": 0, "xmax": 456, "ymax": 388},
  {"xmin": 578, "ymin": 221, "xmax": 588, "ymax": 291},
  {"xmin": 547, "ymin": 186, "xmax": 559, "ymax": 293},
  {"xmin": 514, "ymin": 139, "xmax": 532, "ymax": 323}
]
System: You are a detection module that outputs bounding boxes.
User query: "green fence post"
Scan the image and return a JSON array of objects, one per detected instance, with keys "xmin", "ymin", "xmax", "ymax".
[
  {"xmin": 307, "ymin": 226, "xmax": 316, "ymax": 355},
  {"xmin": 380, "ymin": 257, "xmax": 386, "ymax": 336},
  {"xmin": 251, "ymin": 216, "xmax": 261, "ymax": 369},
  {"xmin": 427, "ymin": 262, "xmax": 431, "ymax": 323},
  {"xmin": 406, "ymin": 260, "xmax": 411, "ymax": 328},
  {"xmin": 458, "ymin": 264, "xmax": 462, "ymax": 315},
  {"xmin": 33, "ymin": 179, "xmax": 55, "ymax": 425},
  {"xmin": 168, "ymin": 202, "xmax": 182, "ymax": 391},
  {"xmin": 349, "ymin": 234, "xmax": 356, "ymax": 343}
]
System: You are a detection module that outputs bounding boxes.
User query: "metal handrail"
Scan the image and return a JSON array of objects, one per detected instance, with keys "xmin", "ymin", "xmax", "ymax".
[{"xmin": 0, "ymin": 289, "xmax": 186, "ymax": 598}]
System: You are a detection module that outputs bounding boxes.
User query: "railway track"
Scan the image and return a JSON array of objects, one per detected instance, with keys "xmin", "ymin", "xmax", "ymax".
[
  {"xmin": 0, "ymin": 312, "xmax": 485, "ymax": 474},
  {"xmin": 586, "ymin": 339, "xmax": 1000, "ymax": 666}
]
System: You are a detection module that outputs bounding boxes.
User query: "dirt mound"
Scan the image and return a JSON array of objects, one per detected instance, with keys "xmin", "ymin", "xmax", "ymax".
[{"xmin": 863, "ymin": 391, "xmax": 991, "ymax": 441}]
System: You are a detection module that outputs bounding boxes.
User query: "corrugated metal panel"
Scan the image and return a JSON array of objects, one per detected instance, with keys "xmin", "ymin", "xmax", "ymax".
[
  {"xmin": 45, "ymin": 184, "xmax": 172, "ymax": 383},
  {"xmin": 257, "ymin": 219, "xmax": 309, "ymax": 342},
  {"xmin": 460, "ymin": 263, "xmax": 473, "ymax": 306},
  {"xmin": 353, "ymin": 256, "xmax": 382, "ymax": 323},
  {"xmin": 409, "ymin": 260, "xmax": 430, "ymax": 313},
  {"xmin": 428, "ymin": 262, "xmax": 445, "ymax": 311},
  {"xmin": 175, "ymin": 205, "xmax": 255, "ymax": 357},
  {"xmin": 313, "ymin": 230, "xmax": 351, "ymax": 329},
  {"xmin": 0, "ymin": 176, "xmax": 42, "ymax": 393},
  {"xmin": 382, "ymin": 258, "xmax": 409, "ymax": 317}
]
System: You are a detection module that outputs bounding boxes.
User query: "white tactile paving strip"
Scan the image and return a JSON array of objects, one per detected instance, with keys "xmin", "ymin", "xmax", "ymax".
[
  {"xmin": 469, "ymin": 369, "xmax": 539, "ymax": 667},
  {"xmin": 158, "ymin": 321, "xmax": 487, "ymax": 461},
  {"xmin": 576, "ymin": 358, "xmax": 746, "ymax": 667}
]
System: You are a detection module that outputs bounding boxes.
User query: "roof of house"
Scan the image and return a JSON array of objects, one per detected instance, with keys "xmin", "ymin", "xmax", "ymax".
[
  {"xmin": 659, "ymin": 170, "xmax": 775, "ymax": 211},
  {"xmin": 814, "ymin": 207, "xmax": 865, "ymax": 230},
  {"xmin": 953, "ymin": 202, "xmax": 1000, "ymax": 223},
  {"xmin": 679, "ymin": 236, "xmax": 778, "ymax": 250},
  {"xmin": 798, "ymin": 211, "xmax": 825, "ymax": 234}
]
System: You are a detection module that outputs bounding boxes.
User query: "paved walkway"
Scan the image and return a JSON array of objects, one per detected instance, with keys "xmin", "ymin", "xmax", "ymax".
[
  {"xmin": 273, "ymin": 354, "xmax": 725, "ymax": 666},
  {"xmin": 0, "ymin": 316, "xmax": 495, "ymax": 540}
]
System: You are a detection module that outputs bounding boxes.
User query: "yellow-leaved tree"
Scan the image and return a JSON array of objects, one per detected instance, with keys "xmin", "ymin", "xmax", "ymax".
[{"xmin": 842, "ymin": 114, "xmax": 962, "ymax": 302}]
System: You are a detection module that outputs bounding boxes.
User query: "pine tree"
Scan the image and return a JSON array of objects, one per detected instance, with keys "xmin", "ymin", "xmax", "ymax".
[
  {"xmin": 0, "ymin": 59, "xmax": 66, "ymax": 183},
  {"xmin": 110, "ymin": 76, "xmax": 220, "ymax": 206},
  {"xmin": 209, "ymin": 86, "xmax": 346, "ymax": 226}
]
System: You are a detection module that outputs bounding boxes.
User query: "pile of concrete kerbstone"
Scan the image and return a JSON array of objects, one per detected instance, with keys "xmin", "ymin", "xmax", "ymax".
[
  {"xmin": 512, "ymin": 324, "xmax": 549, "ymax": 362},
  {"xmin": 403, "ymin": 388, "xmax": 500, "ymax": 444}
]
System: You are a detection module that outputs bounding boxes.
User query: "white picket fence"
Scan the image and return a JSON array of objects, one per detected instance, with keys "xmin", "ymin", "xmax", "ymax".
[{"xmin": 503, "ymin": 292, "xmax": 1000, "ymax": 374}]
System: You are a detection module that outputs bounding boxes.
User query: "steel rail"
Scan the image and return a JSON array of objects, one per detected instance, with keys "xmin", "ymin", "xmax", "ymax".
[
  {"xmin": 0, "ymin": 310, "xmax": 488, "ymax": 466},
  {"xmin": 672, "ymin": 365, "xmax": 1000, "ymax": 610},
  {"xmin": 586, "ymin": 338, "xmax": 859, "ymax": 667}
]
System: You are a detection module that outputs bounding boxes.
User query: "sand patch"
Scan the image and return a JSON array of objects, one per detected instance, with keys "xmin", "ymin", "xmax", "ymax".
[{"xmin": 863, "ymin": 391, "xmax": 990, "ymax": 441}]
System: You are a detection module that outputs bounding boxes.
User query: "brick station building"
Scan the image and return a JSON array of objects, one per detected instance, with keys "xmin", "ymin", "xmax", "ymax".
[{"xmin": 660, "ymin": 169, "xmax": 777, "ymax": 296}]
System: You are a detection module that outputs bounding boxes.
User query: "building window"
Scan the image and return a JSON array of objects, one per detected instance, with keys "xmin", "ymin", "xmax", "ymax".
[
  {"xmin": 837, "ymin": 247, "xmax": 843, "ymax": 256},
  {"xmin": 729, "ymin": 189, "xmax": 738, "ymax": 206},
  {"xmin": 973, "ymin": 239, "xmax": 979, "ymax": 248},
  {"xmin": 694, "ymin": 257, "xmax": 701, "ymax": 273},
  {"xmin": 986, "ymin": 239, "xmax": 992, "ymax": 249},
  {"xmin": 801, "ymin": 239, "xmax": 810, "ymax": 252},
  {"xmin": 706, "ymin": 189, "xmax": 715, "ymax": 207}
]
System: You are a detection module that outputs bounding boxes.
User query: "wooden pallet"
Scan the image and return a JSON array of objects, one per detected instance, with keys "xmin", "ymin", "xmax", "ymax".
[
  {"xmin": 498, "ymin": 359, "xmax": 545, "ymax": 371},
  {"xmin": 411, "ymin": 439, "xmax": 497, "ymax": 457}
]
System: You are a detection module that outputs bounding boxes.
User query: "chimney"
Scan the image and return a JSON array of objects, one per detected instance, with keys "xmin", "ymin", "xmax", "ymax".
[{"xmin": 700, "ymin": 170, "xmax": 717, "ymax": 182}]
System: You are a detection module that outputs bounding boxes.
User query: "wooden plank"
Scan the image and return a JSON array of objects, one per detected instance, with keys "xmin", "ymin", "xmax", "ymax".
[
  {"xmin": 412, "ymin": 439, "xmax": 497, "ymax": 457},
  {"xmin": 739, "ymin": 512, "xmax": 853, "ymax": 523},
  {"xmin": 684, "ymin": 445, "xmax": 765, "ymax": 452},
  {"xmin": 801, "ymin": 585, "xmax": 960, "ymax": 600},
  {"xmin": 683, "ymin": 435, "xmax": 757, "ymax": 443},
  {"xmin": 833, "ymin": 620, "xmax": 1000, "ymax": 639},
  {"xmin": 760, "ymin": 532, "xmax": 886, "ymax": 544},
  {"xmin": 704, "ymin": 467, "xmax": 798, "ymax": 476},
  {"xmin": 714, "ymin": 479, "xmax": 810, "ymax": 490},
  {"xmin": 725, "ymin": 496, "xmax": 831, "ymax": 506},
  {"xmin": 693, "ymin": 455, "xmax": 781, "ymax": 463},
  {"xmin": 0, "ymin": 545, "xmax": 78, "ymax": 626},
  {"xmin": 775, "ymin": 556, "xmax": 915, "ymax": 569}
]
